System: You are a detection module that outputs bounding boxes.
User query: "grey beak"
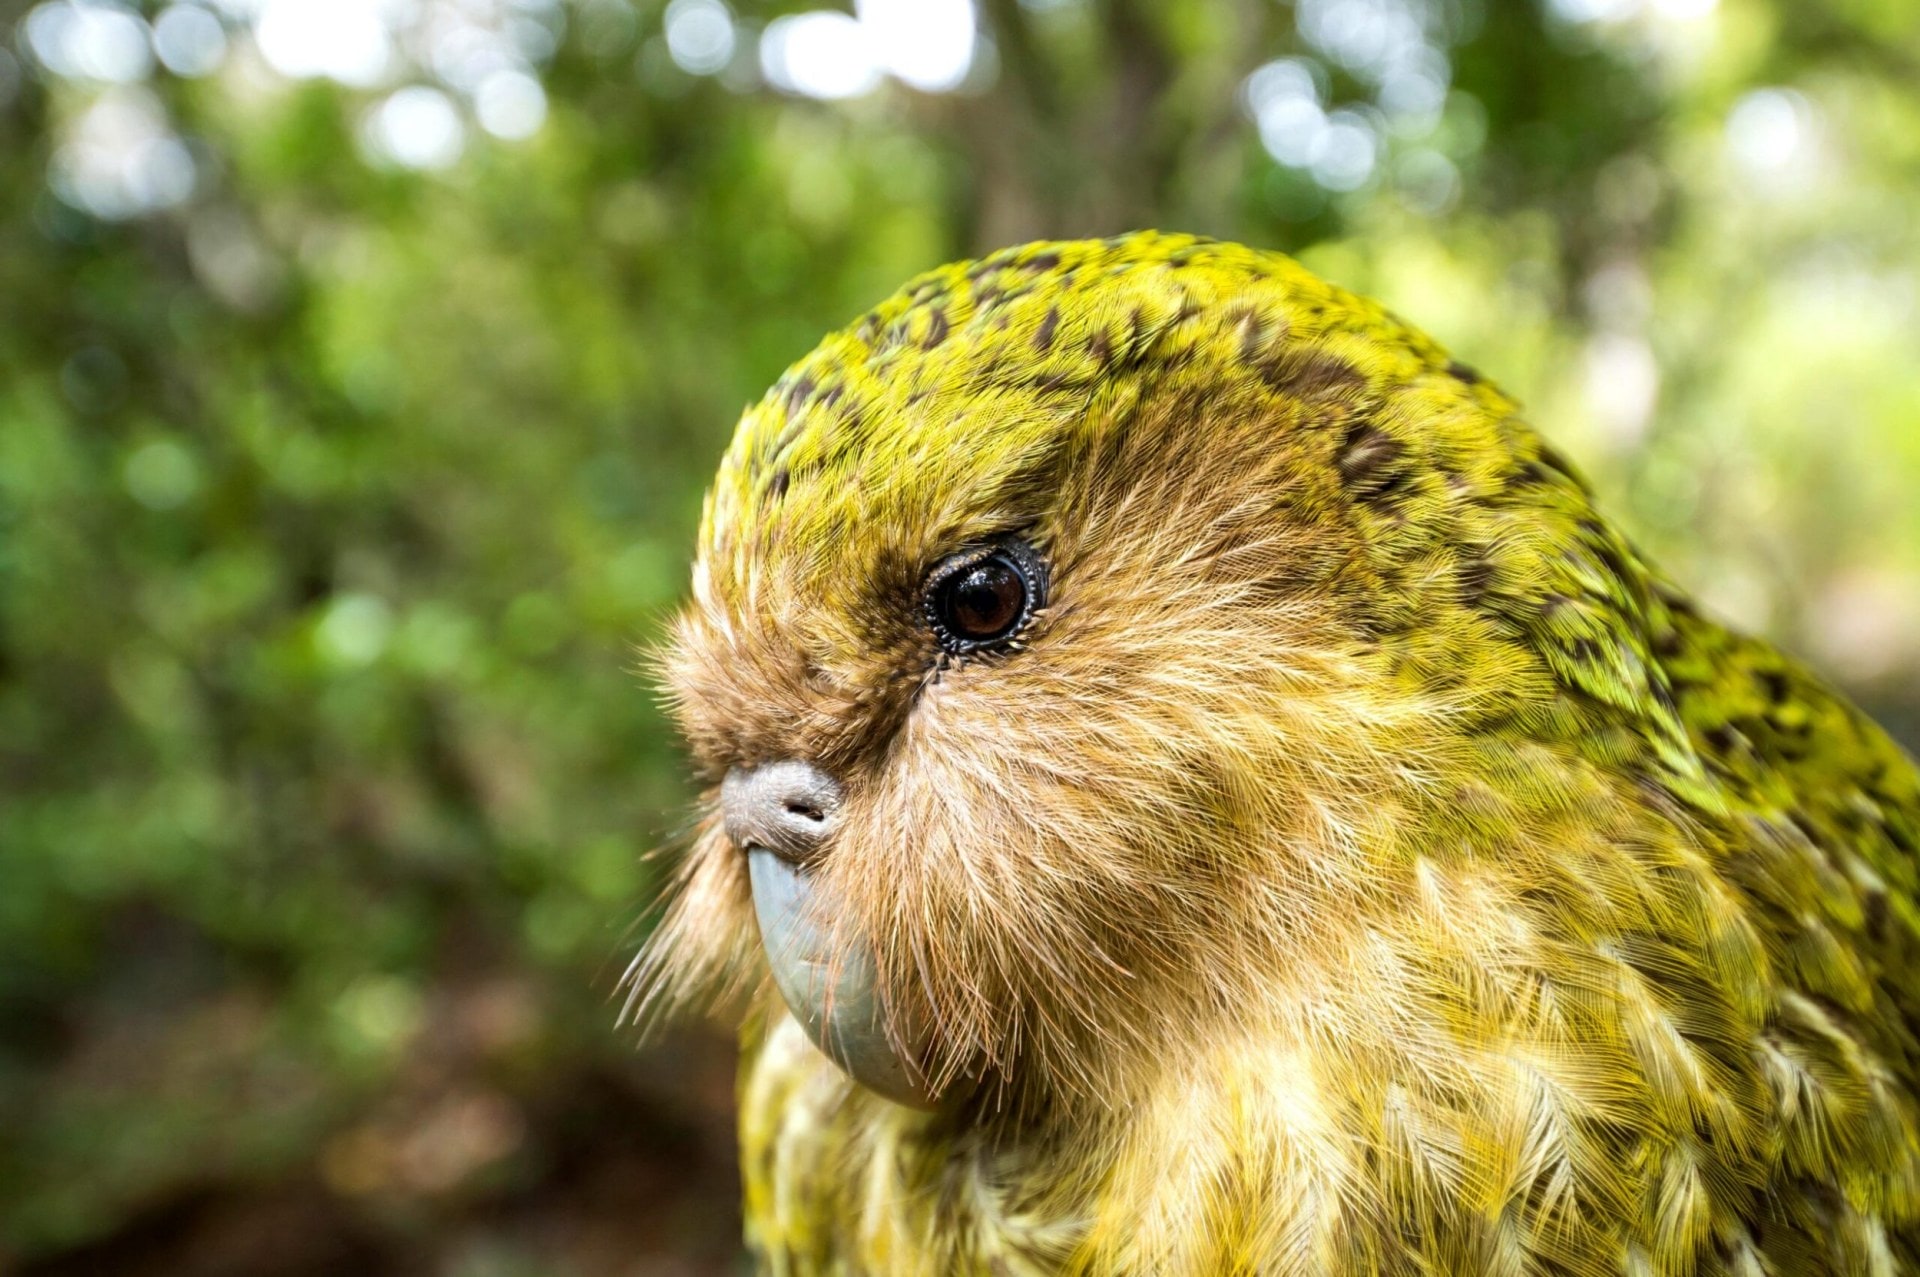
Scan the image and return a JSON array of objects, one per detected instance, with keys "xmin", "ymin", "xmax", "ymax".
[{"xmin": 723, "ymin": 761, "xmax": 938, "ymax": 1109}]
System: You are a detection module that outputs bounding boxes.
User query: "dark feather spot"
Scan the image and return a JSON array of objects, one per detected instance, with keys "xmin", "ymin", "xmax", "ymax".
[
  {"xmin": 1458, "ymin": 557, "xmax": 1496, "ymax": 607},
  {"xmin": 1534, "ymin": 443, "xmax": 1591, "ymax": 492},
  {"xmin": 1864, "ymin": 889, "xmax": 1891, "ymax": 942},
  {"xmin": 1447, "ymin": 359, "xmax": 1481, "ymax": 384},
  {"xmin": 1087, "ymin": 330, "xmax": 1113, "ymax": 367},
  {"xmin": 1508, "ymin": 460, "xmax": 1552, "ymax": 490},
  {"xmin": 1882, "ymin": 815, "xmax": 1916, "ymax": 855},
  {"xmin": 1579, "ymin": 522, "xmax": 1634, "ymax": 583},
  {"xmin": 1337, "ymin": 422, "xmax": 1406, "ymax": 492},
  {"xmin": 782, "ymin": 375, "xmax": 817, "ymax": 417},
  {"xmin": 919, "ymin": 308, "xmax": 950, "ymax": 350},
  {"xmin": 1034, "ymin": 305, "xmax": 1061, "ymax": 354},
  {"xmin": 1654, "ymin": 582, "xmax": 1698, "ymax": 614},
  {"xmin": 1257, "ymin": 347, "xmax": 1365, "ymax": 398}
]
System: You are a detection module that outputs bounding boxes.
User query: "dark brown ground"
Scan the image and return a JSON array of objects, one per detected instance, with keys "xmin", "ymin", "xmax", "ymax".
[{"xmin": 10, "ymin": 1028, "xmax": 746, "ymax": 1277}]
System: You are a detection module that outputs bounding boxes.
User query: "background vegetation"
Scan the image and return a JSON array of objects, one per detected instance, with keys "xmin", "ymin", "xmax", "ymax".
[{"xmin": 2, "ymin": 0, "xmax": 1917, "ymax": 1271}]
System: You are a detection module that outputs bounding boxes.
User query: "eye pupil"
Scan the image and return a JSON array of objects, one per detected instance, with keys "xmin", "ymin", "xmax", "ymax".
[{"xmin": 949, "ymin": 563, "xmax": 1023, "ymax": 638}]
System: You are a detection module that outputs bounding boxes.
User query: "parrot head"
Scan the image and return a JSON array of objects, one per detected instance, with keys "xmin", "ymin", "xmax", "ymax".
[{"xmin": 634, "ymin": 232, "xmax": 1609, "ymax": 1113}]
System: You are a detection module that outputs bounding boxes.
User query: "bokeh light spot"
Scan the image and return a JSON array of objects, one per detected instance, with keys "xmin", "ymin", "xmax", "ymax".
[
  {"xmin": 760, "ymin": 11, "xmax": 882, "ymax": 100},
  {"xmin": 1245, "ymin": 58, "xmax": 1328, "ymax": 167},
  {"xmin": 333, "ymin": 976, "xmax": 424, "ymax": 1057},
  {"xmin": 50, "ymin": 87, "xmax": 195, "ymax": 219},
  {"xmin": 316, "ymin": 594, "xmax": 395, "ymax": 668},
  {"xmin": 151, "ymin": 4, "xmax": 228, "ymax": 77},
  {"xmin": 24, "ymin": 0, "xmax": 154, "ymax": 83},
  {"xmin": 663, "ymin": 0, "xmax": 736, "ymax": 76},
  {"xmin": 428, "ymin": 20, "xmax": 517, "ymax": 94},
  {"xmin": 1548, "ymin": 0, "xmax": 1641, "ymax": 22},
  {"xmin": 124, "ymin": 439, "xmax": 203, "ymax": 510},
  {"xmin": 857, "ymin": 0, "xmax": 974, "ymax": 93},
  {"xmin": 474, "ymin": 69, "xmax": 547, "ymax": 140},
  {"xmin": 365, "ymin": 85, "xmax": 466, "ymax": 170},
  {"xmin": 1311, "ymin": 110, "xmax": 1380, "ymax": 191},
  {"xmin": 254, "ymin": 0, "xmax": 394, "ymax": 87},
  {"xmin": 1583, "ymin": 332, "xmax": 1659, "ymax": 447},
  {"xmin": 1725, "ymin": 87, "xmax": 1817, "ymax": 185}
]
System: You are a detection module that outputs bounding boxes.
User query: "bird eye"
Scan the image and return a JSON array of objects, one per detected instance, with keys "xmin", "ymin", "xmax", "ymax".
[{"xmin": 923, "ymin": 541, "xmax": 1045, "ymax": 655}]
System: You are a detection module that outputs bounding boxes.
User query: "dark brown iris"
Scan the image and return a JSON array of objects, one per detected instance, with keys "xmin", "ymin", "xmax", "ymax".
[
  {"xmin": 944, "ymin": 560, "xmax": 1023, "ymax": 639},
  {"xmin": 924, "ymin": 542, "xmax": 1044, "ymax": 654}
]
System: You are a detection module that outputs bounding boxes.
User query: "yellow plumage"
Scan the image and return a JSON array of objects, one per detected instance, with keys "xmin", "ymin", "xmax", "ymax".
[{"xmin": 637, "ymin": 233, "xmax": 1920, "ymax": 1275}]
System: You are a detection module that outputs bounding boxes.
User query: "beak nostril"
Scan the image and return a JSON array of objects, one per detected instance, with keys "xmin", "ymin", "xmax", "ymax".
[{"xmin": 722, "ymin": 759, "xmax": 844, "ymax": 862}]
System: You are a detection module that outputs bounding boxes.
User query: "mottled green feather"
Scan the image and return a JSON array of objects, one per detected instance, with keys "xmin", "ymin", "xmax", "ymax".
[{"xmin": 665, "ymin": 233, "xmax": 1920, "ymax": 1276}]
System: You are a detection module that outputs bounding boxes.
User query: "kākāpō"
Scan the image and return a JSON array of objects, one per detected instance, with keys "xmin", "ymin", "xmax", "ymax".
[{"xmin": 630, "ymin": 232, "xmax": 1920, "ymax": 1276}]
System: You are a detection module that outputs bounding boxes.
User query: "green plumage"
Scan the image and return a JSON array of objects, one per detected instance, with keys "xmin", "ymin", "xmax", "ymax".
[{"xmin": 654, "ymin": 233, "xmax": 1920, "ymax": 1275}]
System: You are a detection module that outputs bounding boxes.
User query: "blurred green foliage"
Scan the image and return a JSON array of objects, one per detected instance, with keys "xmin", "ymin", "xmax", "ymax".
[{"xmin": 1, "ymin": 0, "xmax": 1918, "ymax": 1272}]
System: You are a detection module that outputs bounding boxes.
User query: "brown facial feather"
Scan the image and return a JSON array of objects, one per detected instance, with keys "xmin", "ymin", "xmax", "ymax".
[{"xmin": 652, "ymin": 335, "xmax": 1505, "ymax": 1109}]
